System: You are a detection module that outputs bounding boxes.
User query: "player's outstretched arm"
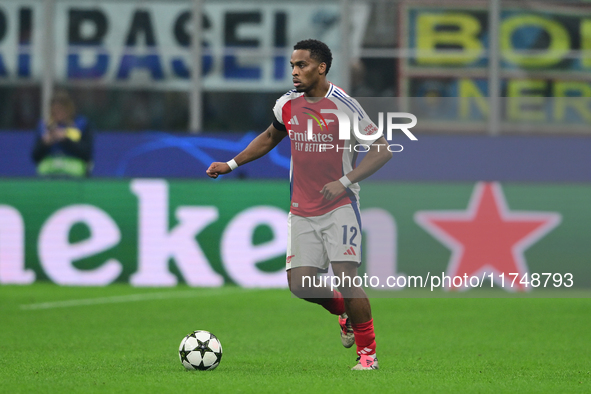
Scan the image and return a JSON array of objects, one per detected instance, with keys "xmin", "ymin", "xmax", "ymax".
[
  {"xmin": 206, "ymin": 123, "xmax": 286, "ymax": 178},
  {"xmin": 320, "ymin": 136, "xmax": 392, "ymax": 200}
]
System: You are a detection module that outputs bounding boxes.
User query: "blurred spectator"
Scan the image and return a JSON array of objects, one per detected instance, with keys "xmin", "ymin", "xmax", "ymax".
[{"xmin": 31, "ymin": 91, "xmax": 93, "ymax": 177}]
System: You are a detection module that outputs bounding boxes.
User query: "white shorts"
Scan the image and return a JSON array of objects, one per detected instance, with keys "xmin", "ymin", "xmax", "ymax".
[{"xmin": 286, "ymin": 205, "xmax": 362, "ymax": 271}]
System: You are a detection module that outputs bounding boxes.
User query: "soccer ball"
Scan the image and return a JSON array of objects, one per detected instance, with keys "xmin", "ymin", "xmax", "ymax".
[{"xmin": 179, "ymin": 330, "xmax": 223, "ymax": 371}]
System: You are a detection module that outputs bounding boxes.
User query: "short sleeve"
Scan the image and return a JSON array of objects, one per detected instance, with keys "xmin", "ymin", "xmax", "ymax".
[
  {"xmin": 272, "ymin": 94, "xmax": 292, "ymax": 132},
  {"xmin": 273, "ymin": 118, "xmax": 286, "ymax": 132},
  {"xmin": 272, "ymin": 98, "xmax": 285, "ymax": 127}
]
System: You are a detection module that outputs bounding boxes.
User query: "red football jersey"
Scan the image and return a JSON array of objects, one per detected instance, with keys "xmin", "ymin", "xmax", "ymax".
[{"xmin": 273, "ymin": 83, "xmax": 381, "ymax": 217}]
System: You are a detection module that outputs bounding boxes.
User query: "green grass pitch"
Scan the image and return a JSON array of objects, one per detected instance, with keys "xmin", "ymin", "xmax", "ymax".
[{"xmin": 1, "ymin": 284, "xmax": 590, "ymax": 393}]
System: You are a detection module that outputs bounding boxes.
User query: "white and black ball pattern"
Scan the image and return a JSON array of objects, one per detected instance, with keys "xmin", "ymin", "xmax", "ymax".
[{"xmin": 179, "ymin": 330, "xmax": 223, "ymax": 371}]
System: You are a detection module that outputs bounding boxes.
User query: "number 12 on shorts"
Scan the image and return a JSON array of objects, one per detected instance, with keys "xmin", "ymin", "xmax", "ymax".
[{"xmin": 342, "ymin": 225, "xmax": 358, "ymax": 246}]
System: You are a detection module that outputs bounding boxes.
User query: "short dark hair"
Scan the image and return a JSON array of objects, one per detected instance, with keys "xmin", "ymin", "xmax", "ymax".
[{"xmin": 293, "ymin": 39, "xmax": 332, "ymax": 75}]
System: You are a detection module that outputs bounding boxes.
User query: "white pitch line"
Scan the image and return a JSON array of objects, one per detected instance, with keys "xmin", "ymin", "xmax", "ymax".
[{"xmin": 20, "ymin": 287, "xmax": 249, "ymax": 310}]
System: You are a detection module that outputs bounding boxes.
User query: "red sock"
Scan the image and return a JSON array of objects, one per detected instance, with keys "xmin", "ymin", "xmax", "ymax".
[
  {"xmin": 352, "ymin": 319, "xmax": 376, "ymax": 356},
  {"xmin": 320, "ymin": 290, "xmax": 345, "ymax": 315}
]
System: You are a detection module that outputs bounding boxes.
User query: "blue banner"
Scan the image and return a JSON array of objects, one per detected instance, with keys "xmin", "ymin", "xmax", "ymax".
[{"xmin": 0, "ymin": 131, "xmax": 589, "ymax": 182}]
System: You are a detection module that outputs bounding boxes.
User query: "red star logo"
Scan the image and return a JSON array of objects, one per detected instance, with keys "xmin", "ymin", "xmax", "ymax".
[{"xmin": 415, "ymin": 183, "xmax": 561, "ymax": 291}]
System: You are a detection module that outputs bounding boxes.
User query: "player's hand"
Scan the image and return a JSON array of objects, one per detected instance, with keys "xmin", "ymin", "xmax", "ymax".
[
  {"xmin": 320, "ymin": 180, "xmax": 346, "ymax": 200},
  {"xmin": 206, "ymin": 162, "xmax": 232, "ymax": 178}
]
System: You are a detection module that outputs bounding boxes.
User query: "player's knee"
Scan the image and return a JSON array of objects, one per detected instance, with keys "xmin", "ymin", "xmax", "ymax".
[
  {"xmin": 330, "ymin": 272, "xmax": 361, "ymax": 298},
  {"xmin": 289, "ymin": 280, "xmax": 307, "ymax": 299},
  {"xmin": 337, "ymin": 280, "xmax": 355, "ymax": 298},
  {"xmin": 287, "ymin": 270, "xmax": 301, "ymax": 295},
  {"xmin": 341, "ymin": 284, "xmax": 368, "ymax": 301},
  {"xmin": 289, "ymin": 274, "xmax": 313, "ymax": 299}
]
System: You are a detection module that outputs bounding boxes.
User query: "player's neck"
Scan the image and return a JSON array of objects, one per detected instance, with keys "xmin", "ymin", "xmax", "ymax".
[{"xmin": 304, "ymin": 80, "xmax": 330, "ymax": 101}]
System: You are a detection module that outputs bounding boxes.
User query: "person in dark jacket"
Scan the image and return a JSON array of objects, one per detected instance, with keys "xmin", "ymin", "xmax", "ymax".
[{"xmin": 31, "ymin": 91, "xmax": 93, "ymax": 177}]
